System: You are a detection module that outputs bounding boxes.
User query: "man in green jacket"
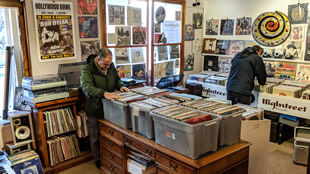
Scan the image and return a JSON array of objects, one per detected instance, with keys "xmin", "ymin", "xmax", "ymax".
[{"xmin": 80, "ymin": 48, "xmax": 129, "ymax": 169}]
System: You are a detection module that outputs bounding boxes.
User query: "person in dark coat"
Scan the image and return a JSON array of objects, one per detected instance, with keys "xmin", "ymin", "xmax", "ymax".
[{"xmin": 226, "ymin": 45, "xmax": 266, "ymax": 105}]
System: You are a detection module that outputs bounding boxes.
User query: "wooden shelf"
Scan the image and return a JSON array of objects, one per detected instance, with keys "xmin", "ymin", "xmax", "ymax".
[{"xmin": 43, "ymin": 152, "xmax": 92, "ymax": 174}]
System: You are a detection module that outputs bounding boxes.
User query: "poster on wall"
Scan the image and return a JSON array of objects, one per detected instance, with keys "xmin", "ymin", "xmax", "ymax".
[
  {"xmin": 184, "ymin": 25, "xmax": 194, "ymax": 41},
  {"xmin": 117, "ymin": 65, "xmax": 131, "ymax": 78},
  {"xmin": 288, "ymin": 3, "xmax": 308, "ymax": 24},
  {"xmin": 275, "ymin": 62, "xmax": 296, "ymax": 80},
  {"xmin": 184, "ymin": 54, "xmax": 194, "ymax": 71},
  {"xmin": 264, "ymin": 61, "xmax": 277, "ymax": 77},
  {"xmin": 229, "ymin": 40, "xmax": 245, "ymax": 55},
  {"xmin": 205, "ymin": 19, "xmax": 219, "ymax": 35},
  {"xmin": 162, "ymin": 21, "xmax": 181, "ymax": 43},
  {"xmin": 78, "ymin": 0, "xmax": 97, "ymax": 15},
  {"xmin": 33, "ymin": 0, "xmax": 76, "ymax": 61},
  {"xmin": 132, "ymin": 64, "xmax": 146, "ymax": 80},
  {"xmin": 108, "ymin": 5, "xmax": 125, "ymax": 25},
  {"xmin": 281, "ymin": 40, "xmax": 303, "ymax": 60},
  {"xmin": 235, "ymin": 17, "xmax": 251, "ymax": 35},
  {"xmin": 78, "ymin": 17, "xmax": 98, "ymax": 38},
  {"xmin": 296, "ymin": 64, "xmax": 310, "ymax": 83},
  {"xmin": 132, "ymin": 27, "xmax": 146, "ymax": 44},
  {"xmin": 220, "ymin": 19, "xmax": 234, "ymax": 35},
  {"xmin": 304, "ymin": 10, "xmax": 310, "ymax": 61},
  {"xmin": 80, "ymin": 40, "xmax": 100, "ymax": 61},
  {"xmin": 116, "ymin": 26, "xmax": 131, "ymax": 45},
  {"xmin": 127, "ymin": 7, "xmax": 142, "ymax": 26},
  {"xmin": 193, "ymin": 12, "xmax": 203, "ymax": 29},
  {"xmin": 289, "ymin": 24, "xmax": 305, "ymax": 41}
]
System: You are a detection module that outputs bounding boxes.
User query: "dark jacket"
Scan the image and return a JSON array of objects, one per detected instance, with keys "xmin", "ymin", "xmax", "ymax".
[
  {"xmin": 226, "ymin": 47, "xmax": 266, "ymax": 95},
  {"xmin": 80, "ymin": 54, "xmax": 123, "ymax": 118}
]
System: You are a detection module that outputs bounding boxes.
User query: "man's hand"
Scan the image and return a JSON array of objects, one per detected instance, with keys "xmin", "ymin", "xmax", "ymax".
[
  {"xmin": 104, "ymin": 92, "xmax": 120, "ymax": 100},
  {"xmin": 120, "ymin": 86, "xmax": 129, "ymax": 92}
]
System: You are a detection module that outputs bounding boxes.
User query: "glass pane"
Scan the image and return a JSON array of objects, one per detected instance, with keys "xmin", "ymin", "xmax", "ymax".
[
  {"xmin": 106, "ymin": 0, "xmax": 148, "ymax": 46},
  {"xmin": 154, "ymin": 3, "xmax": 182, "ymax": 44},
  {"xmin": 0, "ymin": 8, "xmax": 8, "ymax": 113}
]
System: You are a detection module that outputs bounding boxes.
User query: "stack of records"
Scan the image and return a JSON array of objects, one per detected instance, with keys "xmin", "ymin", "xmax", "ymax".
[
  {"xmin": 130, "ymin": 86, "xmax": 170, "ymax": 97},
  {"xmin": 182, "ymin": 99, "xmax": 243, "ymax": 116},
  {"xmin": 127, "ymin": 150, "xmax": 154, "ymax": 168},
  {"xmin": 8, "ymin": 150, "xmax": 43, "ymax": 174},
  {"xmin": 282, "ymin": 80, "xmax": 310, "ymax": 89},
  {"xmin": 43, "ymin": 107, "xmax": 77, "ymax": 137},
  {"xmin": 200, "ymin": 71, "xmax": 219, "ymax": 76},
  {"xmin": 302, "ymin": 90, "xmax": 310, "ymax": 100},
  {"xmin": 189, "ymin": 74, "xmax": 209, "ymax": 82},
  {"xmin": 151, "ymin": 105, "xmax": 212, "ymax": 124},
  {"xmin": 76, "ymin": 111, "xmax": 88, "ymax": 138},
  {"xmin": 254, "ymin": 80, "xmax": 275, "ymax": 93},
  {"xmin": 163, "ymin": 93, "xmax": 202, "ymax": 102},
  {"xmin": 215, "ymin": 72, "xmax": 230, "ymax": 78},
  {"xmin": 267, "ymin": 77, "xmax": 284, "ymax": 85},
  {"xmin": 204, "ymin": 76, "xmax": 227, "ymax": 86},
  {"xmin": 113, "ymin": 91, "xmax": 147, "ymax": 103},
  {"xmin": 272, "ymin": 85, "xmax": 303, "ymax": 98},
  {"xmin": 47, "ymin": 134, "xmax": 80, "ymax": 166},
  {"xmin": 235, "ymin": 104, "xmax": 263, "ymax": 120},
  {"xmin": 130, "ymin": 97, "xmax": 179, "ymax": 111}
]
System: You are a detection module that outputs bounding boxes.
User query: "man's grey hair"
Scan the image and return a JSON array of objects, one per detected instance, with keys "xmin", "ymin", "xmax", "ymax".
[{"xmin": 97, "ymin": 48, "xmax": 112, "ymax": 60}]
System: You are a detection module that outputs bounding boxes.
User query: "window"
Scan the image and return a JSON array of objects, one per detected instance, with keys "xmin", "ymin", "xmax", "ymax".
[
  {"xmin": 102, "ymin": 0, "xmax": 185, "ymax": 86},
  {"xmin": 0, "ymin": 7, "xmax": 24, "ymax": 119}
]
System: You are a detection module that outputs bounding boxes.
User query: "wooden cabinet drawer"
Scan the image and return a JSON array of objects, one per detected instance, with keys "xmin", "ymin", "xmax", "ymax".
[
  {"xmin": 157, "ymin": 167, "xmax": 170, "ymax": 174},
  {"xmin": 101, "ymin": 122, "xmax": 124, "ymax": 142},
  {"xmin": 102, "ymin": 148, "xmax": 123, "ymax": 169},
  {"xmin": 102, "ymin": 136, "xmax": 123, "ymax": 155},
  {"xmin": 155, "ymin": 152, "xmax": 195, "ymax": 174},
  {"xmin": 101, "ymin": 157, "xmax": 123, "ymax": 174},
  {"xmin": 125, "ymin": 136, "xmax": 154, "ymax": 159}
]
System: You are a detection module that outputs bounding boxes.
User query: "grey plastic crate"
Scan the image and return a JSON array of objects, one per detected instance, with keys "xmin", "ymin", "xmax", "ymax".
[
  {"xmin": 217, "ymin": 110, "xmax": 244, "ymax": 146},
  {"xmin": 102, "ymin": 99, "xmax": 132, "ymax": 129},
  {"xmin": 151, "ymin": 113, "xmax": 221, "ymax": 159},
  {"xmin": 129, "ymin": 106, "xmax": 154, "ymax": 139}
]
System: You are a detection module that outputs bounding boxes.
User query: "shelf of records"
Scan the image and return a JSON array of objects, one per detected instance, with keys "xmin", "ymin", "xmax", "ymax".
[
  {"xmin": 187, "ymin": 71, "xmax": 310, "ymax": 119},
  {"xmin": 106, "ymin": 3, "xmax": 182, "ymax": 45},
  {"xmin": 113, "ymin": 45, "xmax": 180, "ymax": 79},
  {"xmin": 200, "ymin": 37, "xmax": 310, "ymax": 63}
]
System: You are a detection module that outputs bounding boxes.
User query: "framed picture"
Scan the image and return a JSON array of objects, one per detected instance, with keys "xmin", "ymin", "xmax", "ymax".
[{"xmin": 202, "ymin": 38, "xmax": 216, "ymax": 54}]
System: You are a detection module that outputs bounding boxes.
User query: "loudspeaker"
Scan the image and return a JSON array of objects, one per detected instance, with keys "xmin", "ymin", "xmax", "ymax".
[
  {"xmin": 9, "ymin": 111, "xmax": 34, "ymax": 146},
  {"xmin": 5, "ymin": 142, "xmax": 31, "ymax": 155},
  {"xmin": 186, "ymin": 83, "xmax": 202, "ymax": 96}
]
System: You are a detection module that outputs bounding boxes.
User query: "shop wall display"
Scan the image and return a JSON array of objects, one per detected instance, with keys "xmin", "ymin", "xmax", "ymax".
[
  {"xmin": 185, "ymin": 25, "xmax": 194, "ymax": 41},
  {"xmin": 205, "ymin": 19, "xmax": 219, "ymax": 35},
  {"xmin": 33, "ymin": 0, "xmax": 76, "ymax": 61},
  {"xmin": 235, "ymin": 17, "xmax": 251, "ymax": 35},
  {"xmin": 229, "ymin": 40, "xmax": 245, "ymax": 55},
  {"xmin": 78, "ymin": 17, "xmax": 98, "ymax": 38},
  {"xmin": 184, "ymin": 54, "xmax": 194, "ymax": 71},
  {"xmin": 288, "ymin": 3, "xmax": 308, "ymax": 24},
  {"xmin": 275, "ymin": 62, "xmax": 296, "ymax": 80},
  {"xmin": 202, "ymin": 38, "xmax": 216, "ymax": 54},
  {"xmin": 220, "ymin": 19, "xmax": 234, "ymax": 35},
  {"xmin": 193, "ymin": 12, "xmax": 203, "ymax": 29},
  {"xmin": 108, "ymin": 5, "xmax": 125, "ymax": 25},
  {"xmin": 78, "ymin": 0, "xmax": 97, "ymax": 15},
  {"xmin": 80, "ymin": 40, "xmax": 100, "ymax": 61},
  {"xmin": 252, "ymin": 11, "xmax": 291, "ymax": 47}
]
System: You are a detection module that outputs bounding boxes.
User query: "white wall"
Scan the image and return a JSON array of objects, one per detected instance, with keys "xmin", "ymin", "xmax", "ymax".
[
  {"xmin": 184, "ymin": 0, "xmax": 204, "ymax": 82},
  {"xmin": 25, "ymin": 0, "xmax": 101, "ymax": 77}
]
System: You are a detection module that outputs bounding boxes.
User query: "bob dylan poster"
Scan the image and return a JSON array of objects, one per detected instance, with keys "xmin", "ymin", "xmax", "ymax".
[{"xmin": 33, "ymin": 0, "xmax": 76, "ymax": 61}]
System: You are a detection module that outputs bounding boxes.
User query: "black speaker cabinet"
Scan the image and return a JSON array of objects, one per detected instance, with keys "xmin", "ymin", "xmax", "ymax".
[
  {"xmin": 9, "ymin": 111, "xmax": 34, "ymax": 146},
  {"xmin": 186, "ymin": 83, "xmax": 202, "ymax": 96},
  {"xmin": 270, "ymin": 121, "xmax": 279, "ymax": 143},
  {"xmin": 278, "ymin": 123, "xmax": 294, "ymax": 145}
]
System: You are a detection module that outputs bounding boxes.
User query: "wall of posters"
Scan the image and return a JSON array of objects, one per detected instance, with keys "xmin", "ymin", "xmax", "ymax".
[{"xmin": 33, "ymin": 0, "xmax": 76, "ymax": 61}]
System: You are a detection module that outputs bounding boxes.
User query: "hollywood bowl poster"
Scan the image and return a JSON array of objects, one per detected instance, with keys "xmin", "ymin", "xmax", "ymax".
[{"xmin": 33, "ymin": 0, "xmax": 76, "ymax": 61}]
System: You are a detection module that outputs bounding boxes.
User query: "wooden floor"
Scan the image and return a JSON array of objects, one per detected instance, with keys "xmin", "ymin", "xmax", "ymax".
[{"xmin": 59, "ymin": 139, "xmax": 307, "ymax": 174}]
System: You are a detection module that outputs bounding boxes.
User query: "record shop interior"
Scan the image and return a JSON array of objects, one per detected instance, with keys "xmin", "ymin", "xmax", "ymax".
[{"xmin": 2, "ymin": 0, "xmax": 310, "ymax": 173}]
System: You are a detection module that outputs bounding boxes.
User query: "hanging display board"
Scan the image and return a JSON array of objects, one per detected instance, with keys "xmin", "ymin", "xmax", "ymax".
[
  {"xmin": 33, "ymin": 0, "xmax": 76, "ymax": 61},
  {"xmin": 252, "ymin": 11, "xmax": 291, "ymax": 47}
]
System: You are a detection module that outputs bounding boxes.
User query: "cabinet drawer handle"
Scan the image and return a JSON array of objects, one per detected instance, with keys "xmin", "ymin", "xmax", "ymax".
[
  {"xmin": 109, "ymin": 153, "xmax": 114, "ymax": 160},
  {"xmin": 108, "ymin": 141, "xmax": 113, "ymax": 148},
  {"xmin": 108, "ymin": 129, "xmax": 114, "ymax": 136},
  {"xmin": 126, "ymin": 138, "xmax": 132, "ymax": 145},
  {"xmin": 169, "ymin": 161, "xmax": 178, "ymax": 171},
  {"xmin": 145, "ymin": 148, "xmax": 153, "ymax": 156},
  {"xmin": 109, "ymin": 164, "xmax": 115, "ymax": 171}
]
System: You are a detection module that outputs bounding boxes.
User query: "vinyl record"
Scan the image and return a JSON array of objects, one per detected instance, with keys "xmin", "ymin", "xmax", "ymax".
[
  {"xmin": 155, "ymin": 7, "xmax": 166, "ymax": 23},
  {"xmin": 252, "ymin": 11, "xmax": 291, "ymax": 46}
]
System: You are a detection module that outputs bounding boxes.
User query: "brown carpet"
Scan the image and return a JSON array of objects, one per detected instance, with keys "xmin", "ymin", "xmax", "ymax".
[{"xmin": 267, "ymin": 140, "xmax": 306, "ymax": 174}]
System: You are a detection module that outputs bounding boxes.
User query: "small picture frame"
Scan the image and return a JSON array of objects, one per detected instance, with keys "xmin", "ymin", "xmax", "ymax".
[{"xmin": 202, "ymin": 38, "xmax": 216, "ymax": 54}]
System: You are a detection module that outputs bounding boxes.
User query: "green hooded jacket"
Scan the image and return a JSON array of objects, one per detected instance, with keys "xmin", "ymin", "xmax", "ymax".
[{"xmin": 80, "ymin": 54, "xmax": 123, "ymax": 118}]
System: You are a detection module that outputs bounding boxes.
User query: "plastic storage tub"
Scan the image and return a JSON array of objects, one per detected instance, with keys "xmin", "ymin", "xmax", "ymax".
[
  {"xmin": 129, "ymin": 106, "xmax": 154, "ymax": 139},
  {"xmin": 151, "ymin": 112, "xmax": 221, "ymax": 159},
  {"xmin": 293, "ymin": 126, "xmax": 310, "ymax": 165},
  {"xmin": 102, "ymin": 99, "xmax": 131, "ymax": 129}
]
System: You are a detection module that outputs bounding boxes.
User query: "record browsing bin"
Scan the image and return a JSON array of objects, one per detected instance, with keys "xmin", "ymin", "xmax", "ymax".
[{"xmin": 151, "ymin": 111, "xmax": 221, "ymax": 159}]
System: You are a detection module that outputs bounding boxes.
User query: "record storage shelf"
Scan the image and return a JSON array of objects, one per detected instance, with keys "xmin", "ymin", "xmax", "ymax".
[{"xmin": 30, "ymin": 97, "xmax": 92, "ymax": 172}]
